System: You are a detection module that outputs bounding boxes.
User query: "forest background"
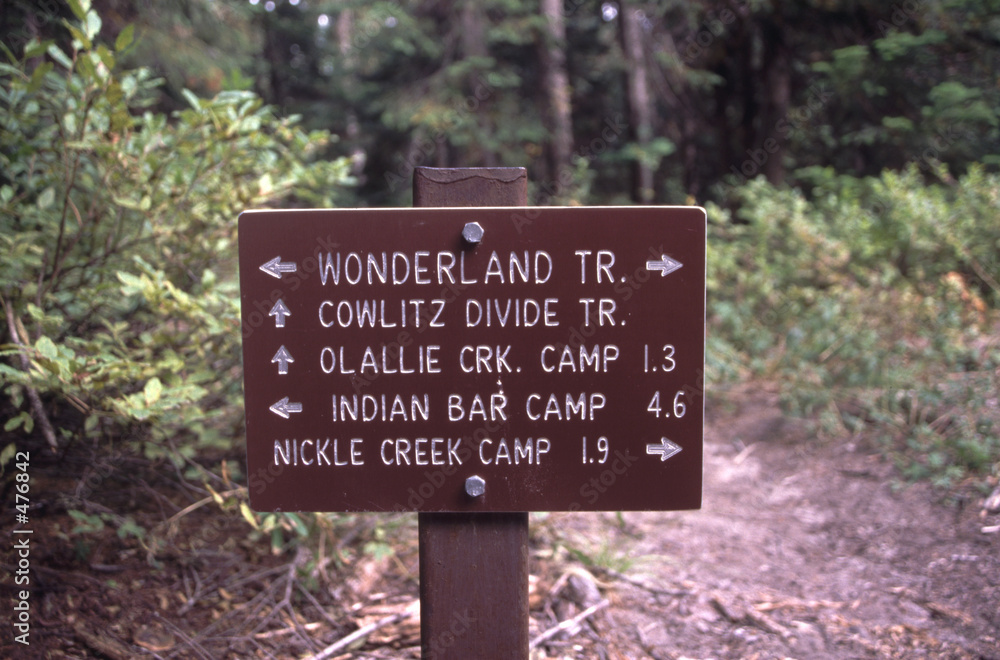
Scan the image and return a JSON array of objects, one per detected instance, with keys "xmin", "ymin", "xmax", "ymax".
[{"xmin": 0, "ymin": 0, "xmax": 998, "ymax": 652}]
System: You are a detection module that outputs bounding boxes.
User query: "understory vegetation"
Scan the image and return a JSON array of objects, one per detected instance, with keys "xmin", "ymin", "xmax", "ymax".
[
  {"xmin": 1, "ymin": 4, "xmax": 997, "ymax": 559},
  {"xmin": 708, "ymin": 170, "xmax": 999, "ymax": 491},
  {"xmin": 1, "ymin": 4, "xmax": 352, "ymax": 548}
]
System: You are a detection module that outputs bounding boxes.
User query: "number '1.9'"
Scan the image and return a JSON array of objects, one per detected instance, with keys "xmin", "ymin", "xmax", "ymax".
[{"xmin": 582, "ymin": 436, "xmax": 609, "ymax": 464}]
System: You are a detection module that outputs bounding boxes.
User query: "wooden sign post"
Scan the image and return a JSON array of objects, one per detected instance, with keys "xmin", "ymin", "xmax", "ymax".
[
  {"xmin": 413, "ymin": 167, "xmax": 530, "ymax": 659},
  {"xmin": 237, "ymin": 167, "xmax": 706, "ymax": 658}
]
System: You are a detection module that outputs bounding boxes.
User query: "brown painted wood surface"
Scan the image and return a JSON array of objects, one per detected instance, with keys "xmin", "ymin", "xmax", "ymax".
[{"xmin": 415, "ymin": 166, "xmax": 529, "ymax": 660}]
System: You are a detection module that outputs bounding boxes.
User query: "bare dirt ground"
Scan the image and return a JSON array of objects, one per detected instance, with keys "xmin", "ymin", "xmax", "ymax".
[
  {"xmin": 552, "ymin": 385, "xmax": 1000, "ymax": 659},
  {"xmin": 4, "ymin": 383, "xmax": 998, "ymax": 659}
]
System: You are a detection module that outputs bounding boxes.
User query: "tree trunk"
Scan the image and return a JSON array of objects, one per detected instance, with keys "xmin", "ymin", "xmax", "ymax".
[
  {"xmin": 262, "ymin": 13, "xmax": 284, "ymax": 105},
  {"xmin": 337, "ymin": 10, "xmax": 365, "ymax": 178},
  {"xmin": 540, "ymin": 0, "xmax": 574, "ymax": 185},
  {"xmin": 760, "ymin": 19, "xmax": 790, "ymax": 185},
  {"xmin": 620, "ymin": 1, "xmax": 655, "ymax": 203},
  {"xmin": 459, "ymin": 4, "xmax": 497, "ymax": 167},
  {"xmin": 460, "ymin": 3, "xmax": 487, "ymax": 59}
]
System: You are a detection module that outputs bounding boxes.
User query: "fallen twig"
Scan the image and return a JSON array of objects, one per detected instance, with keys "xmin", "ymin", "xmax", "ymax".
[
  {"xmin": 711, "ymin": 594, "xmax": 788, "ymax": 638},
  {"xmin": 153, "ymin": 611, "xmax": 215, "ymax": 660},
  {"xmin": 733, "ymin": 442, "xmax": 758, "ymax": 465},
  {"xmin": 304, "ymin": 611, "xmax": 414, "ymax": 660},
  {"xmin": 161, "ymin": 489, "xmax": 244, "ymax": 528},
  {"xmin": 529, "ymin": 598, "xmax": 609, "ymax": 649},
  {"xmin": 755, "ymin": 597, "xmax": 845, "ymax": 613},
  {"xmin": 595, "ymin": 566, "xmax": 691, "ymax": 598},
  {"xmin": 254, "ymin": 621, "xmax": 323, "ymax": 640},
  {"xmin": 72, "ymin": 620, "xmax": 133, "ymax": 659}
]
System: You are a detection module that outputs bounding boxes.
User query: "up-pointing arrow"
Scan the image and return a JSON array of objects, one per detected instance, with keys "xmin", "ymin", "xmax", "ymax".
[
  {"xmin": 260, "ymin": 256, "xmax": 298, "ymax": 279},
  {"xmin": 269, "ymin": 299, "xmax": 291, "ymax": 328},
  {"xmin": 272, "ymin": 345, "xmax": 294, "ymax": 375},
  {"xmin": 646, "ymin": 438, "xmax": 683, "ymax": 462},
  {"xmin": 269, "ymin": 396, "xmax": 303, "ymax": 419},
  {"xmin": 646, "ymin": 254, "xmax": 683, "ymax": 277}
]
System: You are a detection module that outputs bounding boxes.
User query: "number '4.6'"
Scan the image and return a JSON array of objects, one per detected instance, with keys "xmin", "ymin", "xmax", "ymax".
[
  {"xmin": 647, "ymin": 391, "xmax": 686, "ymax": 419},
  {"xmin": 644, "ymin": 344, "xmax": 676, "ymax": 373}
]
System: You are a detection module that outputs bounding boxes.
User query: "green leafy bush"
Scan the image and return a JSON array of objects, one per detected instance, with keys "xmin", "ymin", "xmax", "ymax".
[
  {"xmin": 0, "ymin": 4, "xmax": 352, "ymax": 456},
  {"xmin": 707, "ymin": 168, "xmax": 999, "ymax": 489}
]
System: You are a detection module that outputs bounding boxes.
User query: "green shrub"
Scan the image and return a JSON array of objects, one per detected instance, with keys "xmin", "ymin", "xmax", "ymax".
[
  {"xmin": 0, "ymin": 3, "xmax": 352, "ymax": 457},
  {"xmin": 707, "ymin": 168, "xmax": 999, "ymax": 489}
]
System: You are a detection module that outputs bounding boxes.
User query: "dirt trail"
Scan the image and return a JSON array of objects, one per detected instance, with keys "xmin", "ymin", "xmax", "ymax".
[{"xmin": 548, "ymin": 386, "xmax": 999, "ymax": 659}]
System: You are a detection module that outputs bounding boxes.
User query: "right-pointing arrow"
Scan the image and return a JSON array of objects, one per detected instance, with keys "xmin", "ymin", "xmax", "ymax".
[
  {"xmin": 646, "ymin": 255, "xmax": 683, "ymax": 277},
  {"xmin": 646, "ymin": 438, "xmax": 683, "ymax": 462},
  {"xmin": 269, "ymin": 396, "xmax": 303, "ymax": 419}
]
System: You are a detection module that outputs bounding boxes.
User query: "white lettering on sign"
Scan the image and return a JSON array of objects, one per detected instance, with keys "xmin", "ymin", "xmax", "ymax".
[
  {"xmin": 478, "ymin": 437, "xmax": 551, "ymax": 465},
  {"xmin": 465, "ymin": 298, "xmax": 559, "ymax": 327},
  {"xmin": 319, "ymin": 345, "xmax": 441, "ymax": 374},
  {"xmin": 643, "ymin": 344, "xmax": 677, "ymax": 373},
  {"xmin": 525, "ymin": 393, "xmax": 607, "ymax": 421},
  {"xmin": 332, "ymin": 394, "xmax": 430, "ymax": 422},
  {"xmin": 319, "ymin": 250, "xmax": 553, "ymax": 286},
  {"xmin": 578, "ymin": 298, "xmax": 617, "ymax": 326},
  {"xmin": 380, "ymin": 437, "xmax": 464, "ymax": 466},
  {"xmin": 540, "ymin": 344, "xmax": 619, "ymax": 373},
  {"xmin": 459, "ymin": 345, "xmax": 513, "ymax": 373},
  {"xmin": 574, "ymin": 250, "xmax": 616, "ymax": 284},
  {"xmin": 447, "ymin": 393, "xmax": 508, "ymax": 422},
  {"xmin": 273, "ymin": 438, "xmax": 363, "ymax": 466},
  {"xmin": 318, "ymin": 299, "xmax": 445, "ymax": 328},
  {"xmin": 482, "ymin": 251, "xmax": 553, "ymax": 284}
]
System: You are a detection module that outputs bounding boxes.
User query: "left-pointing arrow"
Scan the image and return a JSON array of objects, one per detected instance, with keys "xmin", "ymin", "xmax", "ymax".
[
  {"xmin": 260, "ymin": 256, "xmax": 298, "ymax": 279},
  {"xmin": 270, "ymin": 396, "xmax": 303, "ymax": 419},
  {"xmin": 269, "ymin": 299, "xmax": 291, "ymax": 328},
  {"xmin": 272, "ymin": 345, "xmax": 294, "ymax": 374},
  {"xmin": 646, "ymin": 438, "xmax": 683, "ymax": 462}
]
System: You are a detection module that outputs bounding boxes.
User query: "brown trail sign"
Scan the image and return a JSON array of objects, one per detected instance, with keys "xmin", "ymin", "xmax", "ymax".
[
  {"xmin": 239, "ymin": 167, "xmax": 705, "ymax": 658},
  {"xmin": 239, "ymin": 207, "xmax": 705, "ymax": 513}
]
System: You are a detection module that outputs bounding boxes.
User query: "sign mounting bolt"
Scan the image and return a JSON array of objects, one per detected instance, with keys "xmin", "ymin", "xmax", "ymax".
[
  {"xmin": 465, "ymin": 475, "xmax": 486, "ymax": 497},
  {"xmin": 462, "ymin": 221, "xmax": 484, "ymax": 245}
]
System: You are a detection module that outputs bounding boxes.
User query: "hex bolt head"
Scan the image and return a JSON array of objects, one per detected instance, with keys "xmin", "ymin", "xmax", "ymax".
[
  {"xmin": 462, "ymin": 221, "xmax": 484, "ymax": 245},
  {"xmin": 465, "ymin": 475, "xmax": 486, "ymax": 497}
]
